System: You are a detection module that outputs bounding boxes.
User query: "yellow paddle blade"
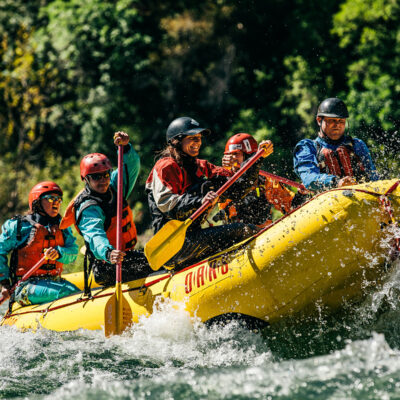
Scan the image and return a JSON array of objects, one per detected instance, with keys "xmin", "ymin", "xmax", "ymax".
[
  {"xmin": 104, "ymin": 286, "xmax": 132, "ymax": 336},
  {"xmin": 144, "ymin": 218, "xmax": 193, "ymax": 271}
]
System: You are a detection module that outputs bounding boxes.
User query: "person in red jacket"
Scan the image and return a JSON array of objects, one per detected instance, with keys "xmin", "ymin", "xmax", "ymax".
[{"xmin": 146, "ymin": 117, "xmax": 259, "ymax": 270}]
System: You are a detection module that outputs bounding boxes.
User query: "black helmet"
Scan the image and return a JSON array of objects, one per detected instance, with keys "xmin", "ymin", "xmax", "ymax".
[
  {"xmin": 317, "ymin": 98, "xmax": 349, "ymax": 118},
  {"xmin": 166, "ymin": 117, "xmax": 211, "ymax": 143}
]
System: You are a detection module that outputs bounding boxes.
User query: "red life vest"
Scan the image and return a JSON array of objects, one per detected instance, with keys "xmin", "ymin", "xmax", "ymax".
[
  {"xmin": 316, "ymin": 138, "xmax": 368, "ymax": 180},
  {"xmin": 16, "ymin": 217, "xmax": 65, "ymax": 277},
  {"xmin": 60, "ymin": 187, "xmax": 137, "ymax": 252}
]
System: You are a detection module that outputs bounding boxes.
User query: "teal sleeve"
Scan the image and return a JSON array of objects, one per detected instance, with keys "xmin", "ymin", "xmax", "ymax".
[
  {"xmin": 0, "ymin": 219, "xmax": 18, "ymax": 280},
  {"xmin": 76, "ymin": 204, "xmax": 112, "ymax": 262},
  {"xmin": 56, "ymin": 227, "xmax": 78, "ymax": 265},
  {"xmin": 110, "ymin": 144, "xmax": 141, "ymax": 199}
]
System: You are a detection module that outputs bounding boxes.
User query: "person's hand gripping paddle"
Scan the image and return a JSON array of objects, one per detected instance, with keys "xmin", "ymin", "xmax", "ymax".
[{"xmin": 144, "ymin": 142, "xmax": 273, "ymax": 271}]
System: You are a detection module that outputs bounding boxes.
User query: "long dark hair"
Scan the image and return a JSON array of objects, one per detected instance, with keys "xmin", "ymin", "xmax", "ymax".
[{"xmin": 156, "ymin": 139, "xmax": 199, "ymax": 178}]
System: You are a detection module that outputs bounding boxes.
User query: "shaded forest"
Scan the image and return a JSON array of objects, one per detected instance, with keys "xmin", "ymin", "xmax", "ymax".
[{"xmin": 1, "ymin": 0, "xmax": 400, "ymax": 239}]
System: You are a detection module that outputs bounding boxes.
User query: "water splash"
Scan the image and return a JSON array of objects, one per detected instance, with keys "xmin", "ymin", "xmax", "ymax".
[
  {"xmin": 2, "ymin": 231, "xmax": 400, "ymax": 398},
  {"xmin": 0, "ymin": 299, "xmax": 271, "ymax": 399}
]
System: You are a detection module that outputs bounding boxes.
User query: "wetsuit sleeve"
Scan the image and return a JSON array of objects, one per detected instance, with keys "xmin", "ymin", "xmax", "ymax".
[
  {"xmin": 110, "ymin": 143, "xmax": 141, "ymax": 199},
  {"xmin": 353, "ymin": 138, "xmax": 380, "ymax": 181},
  {"xmin": 150, "ymin": 161, "xmax": 203, "ymax": 220},
  {"xmin": 76, "ymin": 204, "xmax": 113, "ymax": 262},
  {"xmin": 56, "ymin": 227, "xmax": 78, "ymax": 265},
  {"xmin": 293, "ymin": 139, "xmax": 337, "ymax": 190},
  {"xmin": 0, "ymin": 219, "xmax": 18, "ymax": 280}
]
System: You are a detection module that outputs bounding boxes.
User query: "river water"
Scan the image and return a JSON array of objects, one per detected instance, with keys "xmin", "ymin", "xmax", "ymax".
[{"xmin": 2, "ymin": 263, "xmax": 400, "ymax": 400}]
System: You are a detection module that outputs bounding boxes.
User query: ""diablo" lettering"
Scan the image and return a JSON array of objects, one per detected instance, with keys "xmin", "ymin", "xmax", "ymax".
[{"xmin": 184, "ymin": 259, "xmax": 230, "ymax": 294}]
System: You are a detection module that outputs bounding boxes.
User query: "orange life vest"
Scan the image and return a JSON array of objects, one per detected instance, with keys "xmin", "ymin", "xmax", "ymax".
[
  {"xmin": 105, "ymin": 206, "xmax": 137, "ymax": 250},
  {"xmin": 60, "ymin": 187, "xmax": 137, "ymax": 252},
  {"xmin": 263, "ymin": 177, "xmax": 294, "ymax": 214},
  {"xmin": 316, "ymin": 138, "xmax": 368, "ymax": 180},
  {"xmin": 16, "ymin": 217, "xmax": 64, "ymax": 277}
]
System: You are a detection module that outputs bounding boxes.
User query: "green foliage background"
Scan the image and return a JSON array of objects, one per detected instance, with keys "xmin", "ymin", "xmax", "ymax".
[{"xmin": 1, "ymin": 0, "xmax": 400, "ymax": 270}]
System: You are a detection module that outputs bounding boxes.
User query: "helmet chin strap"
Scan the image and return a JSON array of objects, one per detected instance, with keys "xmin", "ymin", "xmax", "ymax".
[
  {"xmin": 318, "ymin": 117, "xmax": 329, "ymax": 140},
  {"xmin": 33, "ymin": 201, "xmax": 45, "ymax": 215},
  {"xmin": 33, "ymin": 200, "xmax": 56, "ymax": 219},
  {"xmin": 83, "ymin": 178, "xmax": 94, "ymax": 193}
]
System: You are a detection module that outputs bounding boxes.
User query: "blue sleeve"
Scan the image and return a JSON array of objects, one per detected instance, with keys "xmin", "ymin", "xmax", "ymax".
[
  {"xmin": 353, "ymin": 139, "xmax": 380, "ymax": 181},
  {"xmin": 56, "ymin": 227, "xmax": 78, "ymax": 265},
  {"xmin": 110, "ymin": 144, "xmax": 141, "ymax": 199},
  {"xmin": 0, "ymin": 219, "xmax": 18, "ymax": 280},
  {"xmin": 293, "ymin": 139, "xmax": 337, "ymax": 190},
  {"xmin": 76, "ymin": 204, "xmax": 112, "ymax": 262}
]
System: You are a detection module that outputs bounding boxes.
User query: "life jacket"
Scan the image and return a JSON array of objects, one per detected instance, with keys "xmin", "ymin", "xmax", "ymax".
[
  {"xmin": 316, "ymin": 138, "xmax": 368, "ymax": 180},
  {"xmin": 263, "ymin": 176, "xmax": 294, "ymax": 214},
  {"xmin": 146, "ymin": 157, "xmax": 231, "ymax": 233},
  {"xmin": 217, "ymin": 173, "xmax": 294, "ymax": 228},
  {"xmin": 60, "ymin": 186, "xmax": 137, "ymax": 253},
  {"xmin": 14, "ymin": 215, "xmax": 64, "ymax": 277},
  {"xmin": 217, "ymin": 178, "xmax": 271, "ymax": 228}
]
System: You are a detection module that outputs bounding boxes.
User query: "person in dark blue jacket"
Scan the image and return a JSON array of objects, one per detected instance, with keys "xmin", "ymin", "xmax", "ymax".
[{"xmin": 293, "ymin": 98, "xmax": 379, "ymax": 191}]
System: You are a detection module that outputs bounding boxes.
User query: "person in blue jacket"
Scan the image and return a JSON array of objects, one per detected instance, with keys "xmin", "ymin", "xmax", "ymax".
[
  {"xmin": 0, "ymin": 181, "xmax": 79, "ymax": 306},
  {"xmin": 61, "ymin": 131, "xmax": 151, "ymax": 287},
  {"xmin": 293, "ymin": 98, "xmax": 379, "ymax": 191}
]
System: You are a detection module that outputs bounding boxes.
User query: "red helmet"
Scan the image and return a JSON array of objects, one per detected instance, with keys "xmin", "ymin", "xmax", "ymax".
[
  {"xmin": 29, "ymin": 181, "xmax": 63, "ymax": 211},
  {"xmin": 224, "ymin": 133, "xmax": 258, "ymax": 155},
  {"xmin": 80, "ymin": 153, "xmax": 112, "ymax": 180}
]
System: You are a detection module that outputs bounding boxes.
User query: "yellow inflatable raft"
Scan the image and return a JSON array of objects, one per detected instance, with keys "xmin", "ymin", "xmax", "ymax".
[{"xmin": 2, "ymin": 179, "xmax": 400, "ymax": 333}]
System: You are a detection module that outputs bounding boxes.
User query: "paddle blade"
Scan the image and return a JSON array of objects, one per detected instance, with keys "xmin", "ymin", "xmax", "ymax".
[
  {"xmin": 144, "ymin": 219, "xmax": 192, "ymax": 271},
  {"xmin": 104, "ymin": 288, "xmax": 132, "ymax": 336}
]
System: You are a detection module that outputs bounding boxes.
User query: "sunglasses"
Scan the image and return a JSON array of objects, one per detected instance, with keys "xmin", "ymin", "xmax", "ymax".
[
  {"xmin": 88, "ymin": 171, "xmax": 111, "ymax": 181},
  {"xmin": 41, "ymin": 195, "xmax": 63, "ymax": 204}
]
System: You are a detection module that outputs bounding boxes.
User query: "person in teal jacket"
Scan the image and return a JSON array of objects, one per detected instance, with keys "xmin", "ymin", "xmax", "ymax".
[
  {"xmin": 0, "ymin": 181, "xmax": 79, "ymax": 306},
  {"xmin": 61, "ymin": 131, "xmax": 151, "ymax": 287}
]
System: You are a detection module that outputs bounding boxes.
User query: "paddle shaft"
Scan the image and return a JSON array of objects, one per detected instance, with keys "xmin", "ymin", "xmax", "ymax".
[
  {"xmin": 259, "ymin": 170, "xmax": 312, "ymax": 193},
  {"xmin": 115, "ymin": 145, "xmax": 124, "ymax": 334},
  {"xmin": 190, "ymin": 147, "xmax": 267, "ymax": 222},
  {"xmin": 0, "ymin": 256, "xmax": 47, "ymax": 305},
  {"xmin": 116, "ymin": 145, "xmax": 124, "ymax": 282}
]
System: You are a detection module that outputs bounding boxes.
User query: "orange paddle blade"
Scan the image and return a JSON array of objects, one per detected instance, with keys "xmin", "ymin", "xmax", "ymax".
[{"xmin": 144, "ymin": 218, "xmax": 193, "ymax": 271}]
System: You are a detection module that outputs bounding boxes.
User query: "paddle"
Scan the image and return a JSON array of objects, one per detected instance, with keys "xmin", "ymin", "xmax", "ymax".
[
  {"xmin": 144, "ymin": 144, "xmax": 273, "ymax": 271},
  {"xmin": 104, "ymin": 144, "xmax": 131, "ymax": 336},
  {"xmin": 259, "ymin": 170, "xmax": 313, "ymax": 193},
  {"xmin": 0, "ymin": 256, "xmax": 47, "ymax": 306}
]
